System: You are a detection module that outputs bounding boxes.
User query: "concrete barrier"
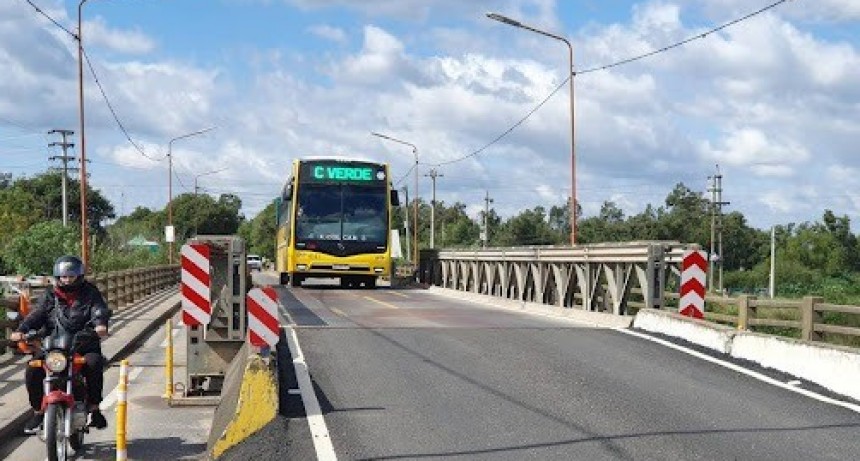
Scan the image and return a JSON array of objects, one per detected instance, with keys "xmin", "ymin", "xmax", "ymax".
[
  {"xmin": 632, "ymin": 308, "xmax": 860, "ymax": 402},
  {"xmin": 731, "ymin": 332, "xmax": 860, "ymax": 401},
  {"xmin": 207, "ymin": 343, "xmax": 279, "ymax": 460},
  {"xmin": 632, "ymin": 308, "xmax": 736, "ymax": 354}
]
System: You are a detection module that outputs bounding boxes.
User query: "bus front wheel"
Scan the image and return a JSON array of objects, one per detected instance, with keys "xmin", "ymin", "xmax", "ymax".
[{"xmin": 279, "ymin": 273, "xmax": 289, "ymax": 285}]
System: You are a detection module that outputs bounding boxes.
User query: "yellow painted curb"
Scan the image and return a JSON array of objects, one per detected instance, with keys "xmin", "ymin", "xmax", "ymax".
[{"xmin": 210, "ymin": 355, "xmax": 278, "ymax": 459}]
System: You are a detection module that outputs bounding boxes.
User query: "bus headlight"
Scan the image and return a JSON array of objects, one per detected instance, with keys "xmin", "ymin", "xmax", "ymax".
[
  {"xmin": 45, "ymin": 351, "xmax": 68, "ymax": 373},
  {"xmin": 374, "ymin": 267, "xmax": 384, "ymax": 273},
  {"xmin": 297, "ymin": 264, "xmax": 307, "ymax": 271}
]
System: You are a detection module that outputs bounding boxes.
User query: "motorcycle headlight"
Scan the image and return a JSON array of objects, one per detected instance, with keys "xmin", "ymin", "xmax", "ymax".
[{"xmin": 45, "ymin": 351, "xmax": 68, "ymax": 373}]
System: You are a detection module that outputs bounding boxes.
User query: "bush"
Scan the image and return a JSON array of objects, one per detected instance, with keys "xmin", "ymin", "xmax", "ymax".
[
  {"xmin": 2, "ymin": 221, "xmax": 78, "ymax": 275},
  {"xmin": 90, "ymin": 246, "xmax": 167, "ymax": 273}
]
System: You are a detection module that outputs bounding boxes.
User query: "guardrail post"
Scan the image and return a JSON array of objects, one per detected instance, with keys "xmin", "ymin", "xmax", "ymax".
[
  {"xmin": 801, "ymin": 296, "xmax": 824, "ymax": 342},
  {"xmin": 737, "ymin": 295, "xmax": 751, "ymax": 330}
]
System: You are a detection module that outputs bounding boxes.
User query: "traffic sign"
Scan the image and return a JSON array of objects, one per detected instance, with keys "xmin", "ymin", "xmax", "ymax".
[
  {"xmin": 680, "ymin": 249, "xmax": 707, "ymax": 319},
  {"xmin": 247, "ymin": 286, "xmax": 280, "ymax": 347},
  {"xmin": 181, "ymin": 243, "xmax": 211, "ymax": 327}
]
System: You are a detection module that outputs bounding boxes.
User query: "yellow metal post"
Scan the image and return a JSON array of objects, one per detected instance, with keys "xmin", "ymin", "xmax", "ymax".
[
  {"xmin": 116, "ymin": 359, "xmax": 129, "ymax": 461},
  {"xmin": 163, "ymin": 319, "xmax": 173, "ymax": 400}
]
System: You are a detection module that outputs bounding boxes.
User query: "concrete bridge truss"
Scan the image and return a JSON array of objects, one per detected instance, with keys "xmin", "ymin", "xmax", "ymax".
[{"xmin": 431, "ymin": 242, "xmax": 691, "ymax": 315}]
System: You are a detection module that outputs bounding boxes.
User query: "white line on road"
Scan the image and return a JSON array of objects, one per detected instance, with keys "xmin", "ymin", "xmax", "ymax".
[
  {"xmin": 285, "ymin": 325, "xmax": 338, "ymax": 461},
  {"xmin": 100, "ymin": 366, "xmax": 144, "ymax": 411},
  {"xmin": 616, "ymin": 328, "xmax": 860, "ymax": 414}
]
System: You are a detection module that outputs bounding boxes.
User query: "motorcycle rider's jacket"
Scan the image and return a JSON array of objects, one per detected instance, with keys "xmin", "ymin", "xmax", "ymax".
[{"xmin": 17, "ymin": 281, "xmax": 111, "ymax": 354}]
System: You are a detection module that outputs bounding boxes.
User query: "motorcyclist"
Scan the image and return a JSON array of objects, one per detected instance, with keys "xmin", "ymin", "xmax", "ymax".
[{"xmin": 9, "ymin": 255, "xmax": 112, "ymax": 435}]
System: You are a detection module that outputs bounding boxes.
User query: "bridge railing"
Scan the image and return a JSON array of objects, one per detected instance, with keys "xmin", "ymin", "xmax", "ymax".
[
  {"xmin": 669, "ymin": 293, "xmax": 860, "ymax": 345},
  {"xmin": 425, "ymin": 242, "xmax": 860, "ymax": 347},
  {"xmin": 2, "ymin": 265, "xmax": 179, "ymax": 341},
  {"xmin": 426, "ymin": 241, "xmax": 693, "ymax": 315}
]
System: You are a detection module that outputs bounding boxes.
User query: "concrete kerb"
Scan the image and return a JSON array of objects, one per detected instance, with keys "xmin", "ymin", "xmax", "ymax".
[
  {"xmin": 207, "ymin": 343, "xmax": 279, "ymax": 460},
  {"xmin": 0, "ymin": 288, "xmax": 181, "ymax": 444},
  {"xmin": 633, "ymin": 308, "xmax": 860, "ymax": 402},
  {"xmin": 731, "ymin": 331, "xmax": 860, "ymax": 401},
  {"xmin": 426, "ymin": 286, "xmax": 633, "ymax": 329},
  {"xmin": 632, "ymin": 308, "xmax": 736, "ymax": 354}
]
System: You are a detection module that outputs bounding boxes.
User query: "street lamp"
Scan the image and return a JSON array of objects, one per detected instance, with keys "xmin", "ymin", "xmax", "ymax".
[
  {"xmin": 194, "ymin": 167, "xmax": 227, "ymax": 196},
  {"xmin": 167, "ymin": 127, "xmax": 216, "ymax": 263},
  {"xmin": 371, "ymin": 132, "xmax": 419, "ymax": 264},
  {"xmin": 77, "ymin": 0, "xmax": 90, "ymax": 267},
  {"xmin": 487, "ymin": 12, "xmax": 578, "ymax": 245}
]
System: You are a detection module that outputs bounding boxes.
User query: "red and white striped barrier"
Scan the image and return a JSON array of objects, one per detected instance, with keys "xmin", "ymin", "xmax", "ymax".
[
  {"xmin": 180, "ymin": 243, "xmax": 211, "ymax": 327},
  {"xmin": 247, "ymin": 286, "xmax": 280, "ymax": 348},
  {"xmin": 679, "ymin": 250, "xmax": 707, "ymax": 319}
]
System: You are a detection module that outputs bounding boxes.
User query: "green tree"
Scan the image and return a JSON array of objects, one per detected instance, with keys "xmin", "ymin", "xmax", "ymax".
[
  {"xmin": 107, "ymin": 206, "xmax": 163, "ymax": 249},
  {"xmin": 12, "ymin": 172, "xmax": 115, "ymax": 235},
  {"xmin": 239, "ymin": 201, "xmax": 276, "ymax": 259},
  {"xmin": 657, "ymin": 182, "xmax": 711, "ymax": 243},
  {"xmin": 170, "ymin": 193, "xmax": 244, "ymax": 241},
  {"xmin": 2, "ymin": 221, "xmax": 78, "ymax": 275},
  {"xmin": 496, "ymin": 206, "xmax": 558, "ymax": 246}
]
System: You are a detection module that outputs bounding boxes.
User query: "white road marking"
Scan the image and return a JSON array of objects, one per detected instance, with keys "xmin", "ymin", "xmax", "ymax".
[
  {"xmin": 787, "ymin": 380, "xmax": 802, "ymax": 386},
  {"xmin": 280, "ymin": 301, "xmax": 337, "ymax": 461},
  {"xmin": 99, "ymin": 366, "xmax": 143, "ymax": 410},
  {"xmin": 616, "ymin": 328, "xmax": 860, "ymax": 414}
]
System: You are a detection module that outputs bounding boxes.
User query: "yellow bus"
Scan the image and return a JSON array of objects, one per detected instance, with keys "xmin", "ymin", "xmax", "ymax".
[{"xmin": 275, "ymin": 158, "xmax": 400, "ymax": 288}]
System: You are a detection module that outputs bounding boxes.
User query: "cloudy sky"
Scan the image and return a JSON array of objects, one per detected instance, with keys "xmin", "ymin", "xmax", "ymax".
[{"xmin": 2, "ymin": 0, "xmax": 859, "ymax": 233}]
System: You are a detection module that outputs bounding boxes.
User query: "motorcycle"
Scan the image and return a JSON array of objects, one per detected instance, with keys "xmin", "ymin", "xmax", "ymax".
[{"xmin": 13, "ymin": 321, "xmax": 98, "ymax": 461}]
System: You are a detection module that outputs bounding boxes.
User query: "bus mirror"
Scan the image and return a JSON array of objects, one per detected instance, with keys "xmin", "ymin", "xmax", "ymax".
[
  {"xmin": 284, "ymin": 184, "xmax": 293, "ymax": 200},
  {"xmin": 390, "ymin": 190, "xmax": 400, "ymax": 207}
]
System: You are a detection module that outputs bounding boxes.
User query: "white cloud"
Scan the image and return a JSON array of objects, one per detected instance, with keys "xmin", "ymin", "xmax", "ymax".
[
  {"xmin": 4, "ymin": 0, "xmax": 860, "ymax": 232},
  {"xmin": 307, "ymin": 24, "xmax": 347, "ymax": 43},
  {"xmin": 699, "ymin": 128, "xmax": 808, "ymax": 177},
  {"xmin": 85, "ymin": 16, "xmax": 157, "ymax": 55},
  {"xmin": 106, "ymin": 142, "xmax": 164, "ymax": 170}
]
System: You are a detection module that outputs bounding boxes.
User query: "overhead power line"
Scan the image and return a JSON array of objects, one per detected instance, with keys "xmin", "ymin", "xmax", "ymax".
[
  {"xmin": 22, "ymin": 1, "xmax": 164, "ymax": 163},
  {"xmin": 22, "ymin": 0, "xmax": 76, "ymax": 39},
  {"xmin": 430, "ymin": 0, "xmax": 794, "ymax": 168},
  {"xmin": 576, "ymin": 0, "xmax": 794, "ymax": 75},
  {"xmin": 394, "ymin": 163, "xmax": 416, "ymax": 187},
  {"xmin": 82, "ymin": 47, "xmax": 165, "ymax": 162}
]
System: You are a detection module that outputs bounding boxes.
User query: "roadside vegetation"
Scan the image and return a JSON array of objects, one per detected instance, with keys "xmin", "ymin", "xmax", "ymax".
[{"xmin": 3, "ymin": 171, "xmax": 859, "ymax": 314}]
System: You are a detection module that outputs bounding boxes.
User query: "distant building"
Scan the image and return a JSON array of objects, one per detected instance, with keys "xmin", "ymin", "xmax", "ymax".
[{"xmin": 126, "ymin": 235, "xmax": 160, "ymax": 253}]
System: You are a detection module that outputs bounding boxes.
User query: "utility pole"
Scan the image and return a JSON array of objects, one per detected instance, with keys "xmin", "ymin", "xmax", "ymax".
[
  {"xmin": 401, "ymin": 186, "xmax": 411, "ymax": 263},
  {"xmin": 482, "ymin": 190, "xmax": 494, "ymax": 248},
  {"xmin": 769, "ymin": 226, "xmax": 776, "ymax": 299},
  {"xmin": 424, "ymin": 169, "xmax": 443, "ymax": 249},
  {"xmin": 708, "ymin": 165, "xmax": 729, "ymax": 294},
  {"xmin": 48, "ymin": 129, "xmax": 76, "ymax": 227}
]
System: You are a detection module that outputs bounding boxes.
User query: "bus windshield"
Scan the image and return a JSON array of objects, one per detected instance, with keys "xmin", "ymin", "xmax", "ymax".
[{"xmin": 295, "ymin": 184, "xmax": 388, "ymax": 251}]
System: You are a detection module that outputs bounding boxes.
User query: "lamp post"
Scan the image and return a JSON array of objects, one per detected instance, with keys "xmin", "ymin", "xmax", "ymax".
[
  {"xmin": 194, "ymin": 167, "xmax": 227, "ymax": 195},
  {"xmin": 372, "ymin": 132, "xmax": 419, "ymax": 264},
  {"xmin": 77, "ymin": 0, "xmax": 90, "ymax": 267},
  {"xmin": 487, "ymin": 12, "xmax": 577, "ymax": 245},
  {"xmin": 167, "ymin": 127, "xmax": 216, "ymax": 263}
]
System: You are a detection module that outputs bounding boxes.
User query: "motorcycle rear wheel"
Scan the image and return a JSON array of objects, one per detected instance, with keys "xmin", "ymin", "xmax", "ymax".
[{"xmin": 45, "ymin": 404, "xmax": 68, "ymax": 461}]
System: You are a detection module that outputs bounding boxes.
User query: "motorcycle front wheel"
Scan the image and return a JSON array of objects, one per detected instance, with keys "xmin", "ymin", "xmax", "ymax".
[{"xmin": 44, "ymin": 404, "xmax": 68, "ymax": 461}]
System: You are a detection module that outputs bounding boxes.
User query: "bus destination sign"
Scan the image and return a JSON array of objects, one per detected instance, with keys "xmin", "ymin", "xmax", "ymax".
[{"xmin": 301, "ymin": 161, "xmax": 386, "ymax": 184}]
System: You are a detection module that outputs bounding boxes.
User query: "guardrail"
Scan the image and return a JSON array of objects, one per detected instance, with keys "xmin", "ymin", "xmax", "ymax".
[
  {"xmin": 2, "ymin": 265, "xmax": 179, "ymax": 340},
  {"xmin": 670, "ymin": 293, "xmax": 860, "ymax": 344}
]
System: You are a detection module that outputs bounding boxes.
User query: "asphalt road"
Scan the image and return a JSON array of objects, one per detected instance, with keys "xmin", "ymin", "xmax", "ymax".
[
  {"xmin": 244, "ymin": 275, "xmax": 860, "ymax": 461},
  {"xmin": 0, "ymin": 312, "xmax": 212, "ymax": 461}
]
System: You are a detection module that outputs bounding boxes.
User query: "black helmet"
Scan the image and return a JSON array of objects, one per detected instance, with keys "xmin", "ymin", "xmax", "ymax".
[{"xmin": 53, "ymin": 255, "xmax": 85, "ymax": 292}]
